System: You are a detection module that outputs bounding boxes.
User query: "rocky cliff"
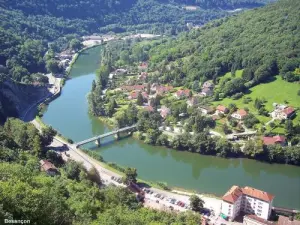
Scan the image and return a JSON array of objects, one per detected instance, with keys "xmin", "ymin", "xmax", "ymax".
[{"xmin": 0, "ymin": 81, "xmax": 50, "ymax": 123}]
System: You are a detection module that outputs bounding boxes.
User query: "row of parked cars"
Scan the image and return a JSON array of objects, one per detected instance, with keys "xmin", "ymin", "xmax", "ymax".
[
  {"xmin": 167, "ymin": 198, "xmax": 189, "ymax": 209},
  {"xmin": 142, "ymin": 187, "xmax": 190, "ymax": 209},
  {"xmin": 111, "ymin": 176, "xmax": 122, "ymax": 184}
]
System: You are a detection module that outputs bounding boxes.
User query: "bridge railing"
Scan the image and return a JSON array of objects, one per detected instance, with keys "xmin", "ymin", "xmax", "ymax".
[{"xmin": 75, "ymin": 124, "xmax": 137, "ymax": 147}]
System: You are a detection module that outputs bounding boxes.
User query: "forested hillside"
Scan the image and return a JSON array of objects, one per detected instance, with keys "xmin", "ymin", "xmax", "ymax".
[
  {"xmin": 139, "ymin": 0, "xmax": 300, "ymax": 92},
  {"xmin": 0, "ymin": 118, "xmax": 201, "ymax": 224}
]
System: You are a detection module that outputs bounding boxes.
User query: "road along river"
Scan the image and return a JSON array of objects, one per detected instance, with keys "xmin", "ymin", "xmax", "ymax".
[{"xmin": 42, "ymin": 45, "xmax": 300, "ymax": 209}]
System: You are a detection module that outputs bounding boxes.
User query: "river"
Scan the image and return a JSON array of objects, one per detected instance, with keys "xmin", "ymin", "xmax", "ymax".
[{"xmin": 43, "ymin": 45, "xmax": 300, "ymax": 209}]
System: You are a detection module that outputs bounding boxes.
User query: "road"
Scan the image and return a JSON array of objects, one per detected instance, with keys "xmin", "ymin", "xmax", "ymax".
[
  {"xmin": 22, "ymin": 74, "xmax": 61, "ymax": 121},
  {"xmin": 32, "ymin": 118, "xmax": 223, "ymax": 216}
]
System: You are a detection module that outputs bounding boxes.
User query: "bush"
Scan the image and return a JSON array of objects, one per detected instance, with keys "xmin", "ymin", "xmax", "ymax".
[{"xmin": 231, "ymin": 92, "xmax": 244, "ymax": 100}]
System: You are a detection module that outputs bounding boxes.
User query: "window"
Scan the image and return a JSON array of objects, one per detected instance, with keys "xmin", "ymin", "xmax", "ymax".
[
  {"xmin": 257, "ymin": 213, "xmax": 261, "ymax": 216},
  {"xmin": 257, "ymin": 209, "xmax": 262, "ymax": 213}
]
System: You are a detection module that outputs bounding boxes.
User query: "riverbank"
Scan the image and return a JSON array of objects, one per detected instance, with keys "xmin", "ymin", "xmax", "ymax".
[{"xmin": 41, "ymin": 45, "xmax": 300, "ymax": 210}]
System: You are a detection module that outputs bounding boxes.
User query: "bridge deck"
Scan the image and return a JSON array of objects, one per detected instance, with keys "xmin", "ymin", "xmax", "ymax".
[{"xmin": 75, "ymin": 125, "xmax": 136, "ymax": 147}]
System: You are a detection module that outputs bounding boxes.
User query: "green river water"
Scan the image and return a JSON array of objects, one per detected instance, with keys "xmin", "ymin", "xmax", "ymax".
[{"xmin": 43, "ymin": 45, "xmax": 300, "ymax": 209}]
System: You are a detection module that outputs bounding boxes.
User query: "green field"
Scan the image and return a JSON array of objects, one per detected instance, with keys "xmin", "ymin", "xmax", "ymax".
[{"xmin": 214, "ymin": 76, "xmax": 300, "ymax": 127}]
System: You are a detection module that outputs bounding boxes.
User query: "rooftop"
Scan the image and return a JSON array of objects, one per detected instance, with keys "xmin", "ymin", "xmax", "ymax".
[
  {"xmin": 263, "ymin": 135, "xmax": 286, "ymax": 145},
  {"xmin": 242, "ymin": 186, "xmax": 274, "ymax": 202},
  {"xmin": 222, "ymin": 185, "xmax": 243, "ymax": 204},
  {"xmin": 222, "ymin": 185, "xmax": 274, "ymax": 204},
  {"xmin": 278, "ymin": 216, "xmax": 300, "ymax": 225}
]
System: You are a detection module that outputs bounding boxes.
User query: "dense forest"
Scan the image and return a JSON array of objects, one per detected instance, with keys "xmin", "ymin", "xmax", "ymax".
[
  {"xmin": 0, "ymin": 0, "xmax": 274, "ymax": 122},
  {"xmin": 0, "ymin": 118, "xmax": 201, "ymax": 224},
  {"xmin": 129, "ymin": 0, "xmax": 300, "ymax": 93}
]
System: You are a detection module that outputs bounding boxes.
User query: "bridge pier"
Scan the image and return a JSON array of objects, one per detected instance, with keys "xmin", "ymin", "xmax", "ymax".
[
  {"xmin": 114, "ymin": 132, "xmax": 120, "ymax": 140},
  {"xmin": 95, "ymin": 138, "xmax": 101, "ymax": 147}
]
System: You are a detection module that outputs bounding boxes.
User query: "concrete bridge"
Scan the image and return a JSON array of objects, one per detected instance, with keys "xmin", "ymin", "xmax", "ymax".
[{"xmin": 75, "ymin": 125, "xmax": 137, "ymax": 148}]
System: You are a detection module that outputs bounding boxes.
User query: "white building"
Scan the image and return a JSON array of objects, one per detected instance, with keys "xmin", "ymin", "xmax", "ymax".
[{"xmin": 221, "ymin": 186, "xmax": 274, "ymax": 221}]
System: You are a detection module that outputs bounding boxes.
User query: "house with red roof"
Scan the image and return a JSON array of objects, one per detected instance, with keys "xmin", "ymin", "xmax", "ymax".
[
  {"xmin": 221, "ymin": 185, "xmax": 274, "ymax": 221},
  {"xmin": 143, "ymin": 105, "xmax": 154, "ymax": 112},
  {"xmin": 40, "ymin": 160, "xmax": 58, "ymax": 176},
  {"xmin": 278, "ymin": 215, "xmax": 300, "ymax": 225},
  {"xmin": 138, "ymin": 72, "xmax": 148, "ymax": 80},
  {"xmin": 187, "ymin": 96, "xmax": 199, "ymax": 107},
  {"xmin": 216, "ymin": 105, "xmax": 229, "ymax": 115},
  {"xmin": 270, "ymin": 105, "xmax": 296, "ymax": 120},
  {"xmin": 174, "ymin": 89, "xmax": 190, "ymax": 99},
  {"xmin": 263, "ymin": 135, "xmax": 286, "ymax": 146},
  {"xmin": 138, "ymin": 62, "xmax": 148, "ymax": 71},
  {"xmin": 200, "ymin": 87, "xmax": 213, "ymax": 97},
  {"xmin": 128, "ymin": 91, "xmax": 148, "ymax": 100},
  {"xmin": 231, "ymin": 109, "xmax": 248, "ymax": 120},
  {"xmin": 160, "ymin": 106, "xmax": 171, "ymax": 119},
  {"xmin": 121, "ymin": 85, "xmax": 146, "ymax": 92},
  {"xmin": 156, "ymin": 85, "xmax": 173, "ymax": 95}
]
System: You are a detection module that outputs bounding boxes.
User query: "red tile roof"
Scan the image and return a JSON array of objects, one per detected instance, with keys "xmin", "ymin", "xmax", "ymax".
[
  {"xmin": 40, "ymin": 160, "xmax": 57, "ymax": 172},
  {"xmin": 222, "ymin": 186, "xmax": 274, "ymax": 204},
  {"xmin": 176, "ymin": 89, "xmax": 190, "ymax": 97},
  {"xmin": 283, "ymin": 107, "xmax": 295, "ymax": 117},
  {"xmin": 216, "ymin": 105, "xmax": 229, "ymax": 113},
  {"xmin": 263, "ymin": 135, "xmax": 286, "ymax": 145},
  {"xmin": 245, "ymin": 215, "xmax": 275, "ymax": 225},
  {"xmin": 237, "ymin": 109, "xmax": 248, "ymax": 117},
  {"xmin": 278, "ymin": 216, "xmax": 300, "ymax": 225},
  {"xmin": 222, "ymin": 185, "xmax": 244, "ymax": 204},
  {"xmin": 242, "ymin": 186, "xmax": 274, "ymax": 202},
  {"xmin": 156, "ymin": 85, "xmax": 173, "ymax": 94},
  {"xmin": 122, "ymin": 85, "xmax": 145, "ymax": 91},
  {"xmin": 144, "ymin": 106, "xmax": 154, "ymax": 112}
]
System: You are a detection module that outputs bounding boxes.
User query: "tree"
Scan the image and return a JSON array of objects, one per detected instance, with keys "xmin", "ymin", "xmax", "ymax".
[
  {"xmin": 189, "ymin": 195, "xmax": 204, "ymax": 212},
  {"xmin": 32, "ymin": 135, "xmax": 42, "ymax": 157},
  {"xmin": 285, "ymin": 119, "xmax": 294, "ymax": 137},
  {"xmin": 64, "ymin": 160, "xmax": 83, "ymax": 181},
  {"xmin": 69, "ymin": 38, "xmax": 82, "ymax": 51},
  {"xmin": 136, "ymin": 92, "xmax": 144, "ymax": 106},
  {"xmin": 124, "ymin": 167, "xmax": 137, "ymax": 184},
  {"xmin": 87, "ymin": 167, "xmax": 102, "ymax": 185},
  {"xmin": 46, "ymin": 59, "xmax": 60, "ymax": 73},
  {"xmin": 41, "ymin": 126, "xmax": 57, "ymax": 146}
]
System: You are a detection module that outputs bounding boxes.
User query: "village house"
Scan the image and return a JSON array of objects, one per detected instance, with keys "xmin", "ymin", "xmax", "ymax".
[
  {"xmin": 128, "ymin": 91, "xmax": 148, "ymax": 100},
  {"xmin": 160, "ymin": 106, "xmax": 171, "ymax": 119},
  {"xmin": 221, "ymin": 185, "xmax": 274, "ymax": 221},
  {"xmin": 109, "ymin": 68, "xmax": 128, "ymax": 79},
  {"xmin": 270, "ymin": 104, "xmax": 296, "ymax": 120},
  {"xmin": 202, "ymin": 81, "xmax": 214, "ymax": 90},
  {"xmin": 243, "ymin": 215, "xmax": 275, "ymax": 225},
  {"xmin": 198, "ymin": 106, "xmax": 214, "ymax": 115},
  {"xmin": 277, "ymin": 215, "xmax": 300, "ymax": 225},
  {"xmin": 175, "ymin": 89, "xmax": 190, "ymax": 99},
  {"xmin": 138, "ymin": 62, "xmax": 148, "ymax": 71},
  {"xmin": 138, "ymin": 72, "xmax": 148, "ymax": 80},
  {"xmin": 216, "ymin": 105, "xmax": 229, "ymax": 115},
  {"xmin": 232, "ymin": 109, "xmax": 248, "ymax": 120},
  {"xmin": 187, "ymin": 96, "xmax": 199, "ymax": 107},
  {"xmin": 200, "ymin": 87, "xmax": 213, "ymax": 97},
  {"xmin": 40, "ymin": 159, "xmax": 58, "ymax": 176},
  {"xmin": 263, "ymin": 135, "xmax": 286, "ymax": 146},
  {"xmin": 143, "ymin": 105, "xmax": 154, "ymax": 112},
  {"xmin": 150, "ymin": 84, "xmax": 173, "ymax": 95},
  {"xmin": 121, "ymin": 85, "xmax": 146, "ymax": 92}
]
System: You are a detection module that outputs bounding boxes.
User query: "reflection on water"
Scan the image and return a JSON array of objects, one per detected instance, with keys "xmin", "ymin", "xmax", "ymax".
[{"xmin": 43, "ymin": 45, "xmax": 300, "ymax": 209}]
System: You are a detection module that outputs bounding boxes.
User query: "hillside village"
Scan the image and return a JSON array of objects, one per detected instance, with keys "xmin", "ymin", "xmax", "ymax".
[{"xmin": 96, "ymin": 60, "xmax": 299, "ymax": 155}]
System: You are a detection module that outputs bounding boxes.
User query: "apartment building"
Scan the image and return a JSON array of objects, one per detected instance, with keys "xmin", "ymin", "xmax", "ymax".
[{"xmin": 221, "ymin": 186, "xmax": 274, "ymax": 221}]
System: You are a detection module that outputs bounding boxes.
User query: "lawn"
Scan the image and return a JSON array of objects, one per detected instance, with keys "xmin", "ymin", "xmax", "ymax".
[{"xmin": 214, "ymin": 75, "xmax": 300, "ymax": 126}]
